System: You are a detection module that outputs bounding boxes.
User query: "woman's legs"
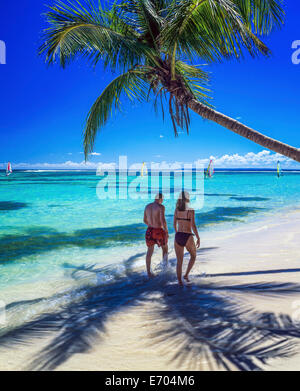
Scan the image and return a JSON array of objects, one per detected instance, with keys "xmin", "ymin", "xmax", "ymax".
[
  {"xmin": 184, "ymin": 236, "xmax": 197, "ymax": 282},
  {"xmin": 174, "ymin": 241, "xmax": 184, "ymax": 285}
]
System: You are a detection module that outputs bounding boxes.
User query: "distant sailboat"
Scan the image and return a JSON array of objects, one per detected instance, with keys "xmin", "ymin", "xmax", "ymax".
[
  {"xmin": 277, "ymin": 161, "xmax": 282, "ymax": 178},
  {"xmin": 141, "ymin": 162, "xmax": 148, "ymax": 177},
  {"xmin": 205, "ymin": 159, "xmax": 214, "ymax": 178},
  {"xmin": 6, "ymin": 162, "xmax": 12, "ymax": 176}
]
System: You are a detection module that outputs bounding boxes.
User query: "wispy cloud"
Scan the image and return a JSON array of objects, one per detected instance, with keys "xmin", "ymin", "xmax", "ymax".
[
  {"xmin": 79, "ymin": 152, "xmax": 101, "ymax": 156},
  {"xmin": 0, "ymin": 161, "xmax": 99, "ymax": 170},
  {"xmin": 195, "ymin": 150, "xmax": 298, "ymax": 168}
]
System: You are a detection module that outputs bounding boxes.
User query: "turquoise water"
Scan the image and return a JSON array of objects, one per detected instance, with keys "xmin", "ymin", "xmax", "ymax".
[{"xmin": 0, "ymin": 170, "xmax": 299, "ymax": 290}]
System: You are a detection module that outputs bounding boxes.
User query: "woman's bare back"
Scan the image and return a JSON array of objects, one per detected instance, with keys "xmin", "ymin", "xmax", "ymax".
[{"xmin": 175, "ymin": 209, "xmax": 193, "ymax": 233}]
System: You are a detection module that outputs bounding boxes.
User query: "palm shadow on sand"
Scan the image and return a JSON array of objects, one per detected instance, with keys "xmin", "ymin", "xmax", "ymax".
[{"xmin": 1, "ymin": 252, "xmax": 300, "ymax": 371}]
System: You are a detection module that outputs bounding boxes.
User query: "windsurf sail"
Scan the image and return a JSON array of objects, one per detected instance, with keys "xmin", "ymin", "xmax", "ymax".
[
  {"xmin": 141, "ymin": 162, "xmax": 148, "ymax": 177},
  {"xmin": 277, "ymin": 161, "xmax": 282, "ymax": 178},
  {"xmin": 6, "ymin": 162, "xmax": 12, "ymax": 176},
  {"xmin": 205, "ymin": 159, "xmax": 214, "ymax": 178}
]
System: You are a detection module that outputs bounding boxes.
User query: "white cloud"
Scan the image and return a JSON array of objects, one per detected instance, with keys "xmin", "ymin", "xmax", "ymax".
[
  {"xmin": 89, "ymin": 152, "xmax": 101, "ymax": 156},
  {"xmin": 79, "ymin": 152, "xmax": 101, "ymax": 156},
  {"xmin": 194, "ymin": 150, "xmax": 298, "ymax": 168},
  {"xmin": 159, "ymin": 135, "xmax": 164, "ymax": 138},
  {"xmin": 0, "ymin": 161, "xmax": 99, "ymax": 170}
]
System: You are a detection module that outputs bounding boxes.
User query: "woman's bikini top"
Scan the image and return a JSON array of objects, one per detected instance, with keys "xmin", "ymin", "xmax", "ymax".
[{"xmin": 176, "ymin": 209, "xmax": 192, "ymax": 221}]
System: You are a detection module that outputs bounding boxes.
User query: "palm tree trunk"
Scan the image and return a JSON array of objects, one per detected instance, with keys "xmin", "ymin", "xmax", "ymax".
[{"xmin": 188, "ymin": 98, "xmax": 300, "ymax": 163}]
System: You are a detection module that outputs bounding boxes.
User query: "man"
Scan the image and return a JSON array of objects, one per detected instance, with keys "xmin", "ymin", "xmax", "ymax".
[{"xmin": 143, "ymin": 193, "xmax": 168, "ymax": 278}]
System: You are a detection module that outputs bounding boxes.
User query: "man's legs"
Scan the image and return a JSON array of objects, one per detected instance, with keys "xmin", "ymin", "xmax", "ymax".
[
  {"xmin": 162, "ymin": 244, "xmax": 168, "ymax": 265},
  {"xmin": 146, "ymin": 245, "xmax": 155, "ymax": 277}
]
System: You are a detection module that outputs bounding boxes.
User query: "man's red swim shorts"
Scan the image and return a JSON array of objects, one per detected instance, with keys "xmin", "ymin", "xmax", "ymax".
[{"xmin": 145, "ymin": 227, "xmax": 167, "ymax": 247}]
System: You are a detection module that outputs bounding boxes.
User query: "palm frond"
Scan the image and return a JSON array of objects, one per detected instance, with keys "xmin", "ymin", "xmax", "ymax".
[
  {"xmin": 175, "ymin": 61, "xmax": 213, "ymax": 106},
  {"xmin": 122, "ymin": 0, "xmax": 164, "ymax": 49},
  {"xmin": 163, "ymin": 0, "xmax": 272, "ymax": 62},
  {"xmin": 84, "ymin": 68, "xmax": 149, "ymax": 158},
  {"xmin": 40, "ymin": 0, "xmax": 151, "ymax": 71},
  {"xmin": 234, "ymin": 0, "xmax": 285, "ymax": 35}
]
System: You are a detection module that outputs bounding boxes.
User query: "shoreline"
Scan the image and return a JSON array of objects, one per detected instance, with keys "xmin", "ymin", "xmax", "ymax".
[
  {"xmin": 1, "ymin": 206, "xmax": 300, "ymax": 370},
  {"xmin": 1, "ymin": 199, "xmax": 298, "ymax": 299}
]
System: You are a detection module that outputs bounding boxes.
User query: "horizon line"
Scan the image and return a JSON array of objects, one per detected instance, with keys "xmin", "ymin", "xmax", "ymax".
[{"xmin": 1, "ymin": 168, "xmax": 300, "ymax": 172}]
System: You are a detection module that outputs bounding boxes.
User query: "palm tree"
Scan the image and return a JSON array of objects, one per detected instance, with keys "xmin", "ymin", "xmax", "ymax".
[{"xmin": 40, "ymin": 0, "xmax": 300, "ymax": 162}]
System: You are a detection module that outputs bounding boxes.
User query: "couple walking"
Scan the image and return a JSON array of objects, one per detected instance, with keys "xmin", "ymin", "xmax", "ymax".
[{"xmin": 143, "ymin": 191, "xmax": 200, "ymax": 286}]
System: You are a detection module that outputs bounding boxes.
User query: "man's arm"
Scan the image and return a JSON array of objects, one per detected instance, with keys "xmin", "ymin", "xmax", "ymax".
[
  {"xmin": 160, "ymin": 205, "xmax": 168, "ymax": 236},
  {"xmin": 143, "ymin": 207, "xmax": 149, "ymax": 226}
]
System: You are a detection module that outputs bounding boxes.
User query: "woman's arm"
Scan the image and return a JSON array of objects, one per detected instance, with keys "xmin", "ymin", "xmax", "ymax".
[
  {"xmin": 173, "ymin": 209, "xmax": 178, "ymax": 233},
  {"xmin": 191, "ymin": 210, "xmax": 200, "ymax": 248}
]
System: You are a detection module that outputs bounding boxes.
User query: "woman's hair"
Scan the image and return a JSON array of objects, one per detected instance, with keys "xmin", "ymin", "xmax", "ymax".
[{"xmin": 176, "ymin": 191, "xmax": 190, "ymax": 211}]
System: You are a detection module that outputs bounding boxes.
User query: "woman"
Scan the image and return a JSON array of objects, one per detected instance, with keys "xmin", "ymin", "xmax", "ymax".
[{"xmin": 173, "ymin": 191, "xmax": 200, "ymax": 285}]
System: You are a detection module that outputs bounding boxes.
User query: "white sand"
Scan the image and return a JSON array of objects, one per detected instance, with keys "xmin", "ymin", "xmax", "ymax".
[{"xmin": 1, "ymin": 208, "xmax": 300, "ymax": 371}]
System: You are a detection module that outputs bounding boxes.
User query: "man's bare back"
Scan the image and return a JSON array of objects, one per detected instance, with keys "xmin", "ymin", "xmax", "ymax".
[{"xmin": 144, "ymin": 202, "xmax": 164, "ymax": 228}]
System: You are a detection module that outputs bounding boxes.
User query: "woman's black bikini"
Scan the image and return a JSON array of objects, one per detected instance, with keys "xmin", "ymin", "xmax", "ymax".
[{"xmin": 175, "ymin": 210, "xmax": 194, "ymax": 247}]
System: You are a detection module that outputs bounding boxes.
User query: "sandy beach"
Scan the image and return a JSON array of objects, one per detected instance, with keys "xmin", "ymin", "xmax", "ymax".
[{"xmin": 1, "ymin": 206, "xmax": 300, "ymax": 371}]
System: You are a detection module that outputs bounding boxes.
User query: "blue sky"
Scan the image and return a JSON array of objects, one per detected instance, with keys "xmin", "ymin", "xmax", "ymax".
[{"xmin": 0, "ymin": 0, "xmax": 300, "ymax": 169}]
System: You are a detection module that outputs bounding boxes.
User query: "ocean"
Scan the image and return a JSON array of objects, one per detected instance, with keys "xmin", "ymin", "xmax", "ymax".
[{"xmin": 0, "ymin": 169, "xmax": 299, "ymax": 292}]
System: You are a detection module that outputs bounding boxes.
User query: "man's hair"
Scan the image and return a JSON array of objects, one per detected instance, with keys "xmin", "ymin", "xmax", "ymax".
[{"xmin": 155, "ymin": 193, "xmax": 163, "ymax": 201}]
